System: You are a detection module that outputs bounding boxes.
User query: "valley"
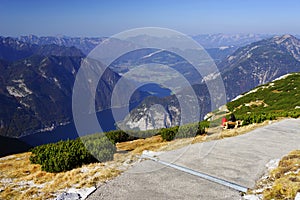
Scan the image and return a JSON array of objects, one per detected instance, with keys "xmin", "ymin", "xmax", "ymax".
[
  {"xmin": 1, "ymin": 33, "xmax": 300, "ymax": 151},
  {"xmin": 1, "ymin": 33, "xmax": 300, "ymax": 199},
  {"xmin": 2, "ymin": 1, "xmax": 300, "ymax": 199}
]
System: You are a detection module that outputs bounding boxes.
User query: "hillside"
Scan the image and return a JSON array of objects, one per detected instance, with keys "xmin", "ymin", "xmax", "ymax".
[
  {"xmin": 17, "ymin": 35, "xmax": 105, "ymax": 55},
  {"xmin": 122, "ymin": 35, "xmax": 300, "ymax": 131},
  {"xmin": 227, "ymin": 72, "xmax": 300, "ymax": 122},
  {"xmin": 220, "ymin": 34, "xmax": 300, "ymax": 100},
  {"xmin": 1, "ymin": 73, "xmax": 300, "ymax": 199},
  {"xmin": 0, "ymin": 37, "xmax": 150, "ymax": 139},
  {"xmin": 192, "ymin": 33, "xmax": 271, "ymax": 48}
]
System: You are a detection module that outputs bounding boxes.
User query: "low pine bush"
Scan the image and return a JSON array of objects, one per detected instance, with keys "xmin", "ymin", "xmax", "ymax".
[
  {"xmin": 30, "ymin": 136, "xmax": 116, "ymax": 173},
  {"xmin": 159, "ymin": 121, "xmax": 209, "ymax": 141},
  {"xmin": 159, "ymin": 126, "xmax": 179, "ymax": 141}
]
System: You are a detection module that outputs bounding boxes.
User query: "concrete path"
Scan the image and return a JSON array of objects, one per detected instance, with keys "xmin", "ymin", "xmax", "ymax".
[{"xmin": 87, "ymin": 119, "xmax": 300, "ymax": 200}]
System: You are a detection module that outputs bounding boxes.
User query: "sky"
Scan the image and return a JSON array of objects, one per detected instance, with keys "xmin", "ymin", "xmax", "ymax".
[{"xmin": 1, "ymin": 0, "xmax": 300, "ymax": 37}]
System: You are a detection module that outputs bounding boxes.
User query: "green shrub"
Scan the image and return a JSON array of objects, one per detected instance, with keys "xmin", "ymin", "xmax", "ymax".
[
  {"xmin": 129, "ymin": 129, "xmax": 160, "ymax": 139},
  {"xmin": 104, "ymin": 129, "xmax": 160, "ymax": 144},
  {"xmin": 159, "ymin": 121, "xmax": 209, "ymax": 141},
  {"xmin": 104, "ymin": 130, "xmax": 134, "ymax": 144},
  {"xmin": 198, "ymin": 120, "xmax": 210, "ymax": 133},
  {"xmin": 30, "ymin": 136, "xmax": 116, "ymax": 173},
  {"xmin": 159, "ymin": 126, "xmax": 179, "ymax": 141},
  {"xmin": 82, "ymin": 136, "xmax": 116, "ymax": 161},
  {"xmin": 235, "ymin": 111, "xmax": 287, "ymax": 126},
  {"xmin": 177, "ymin": 124, "xmax": 195, "ymax": 139}
]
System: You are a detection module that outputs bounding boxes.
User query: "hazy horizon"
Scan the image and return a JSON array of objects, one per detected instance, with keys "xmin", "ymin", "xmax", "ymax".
[
  {"xmin": 1, "ymin": 33, "xmax": 299, "ymax": 39},
  {"xmin": 1, "ymin": 0, "xmax": 300, "ymax": 37}
]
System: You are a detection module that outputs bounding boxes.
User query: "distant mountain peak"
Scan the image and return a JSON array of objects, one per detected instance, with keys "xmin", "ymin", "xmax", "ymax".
[
  {"xmin": 17, "ymin": 35, "xmax": 105, "ymax": 55},
  {"xmin": 270, "ymin": 34, "xmax": 300, "ymax": 62},
  {"xmin": 192, "ymin": 33, "xmax": 272, "ymax": 48},
  {"xmin": 272, "ymin": 34, "xmax": 299, "ymax": 45},
  {"xmin": 222, "ymin": 34, "xmax": 300, "ymax": 67},
  {"xmin": 217, "ymin": 34, "xmax": 300, "ymax": 100}
]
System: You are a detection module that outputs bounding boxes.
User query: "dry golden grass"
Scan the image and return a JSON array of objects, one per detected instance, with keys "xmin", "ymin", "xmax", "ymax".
[
  {"xmin": 0, "ymin": 119, "xmax": 281, "ymax": 199},
  {"xmin": 272, "ymin": 90, "xmax": 282, "ymax": 93},
  {"xmin": 0, "ymin": 152, "xmax": 122, "ymax": 199},
  {"xmin": 117, "ymin": 135, "xmax": 167, "ymax": 154},
  {"xmin": 262, "ymin": 150, "xmax": 300, "ymax": 200},
  {"xmin": 247, "ymin": 100, "xmax": 268, "ymax": 107},
  {"xmin": 117, "ymin": 134, "xmax": 208, "ymax": 153},
  {"xmin": 249, "ymin": 149, "xmax": 300, "ymax": 199},
  {"xmin": 218, "ymin": 120, "xmax": 273, "ymax": 138}
]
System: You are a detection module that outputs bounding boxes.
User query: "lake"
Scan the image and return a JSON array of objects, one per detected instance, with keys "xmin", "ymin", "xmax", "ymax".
[
  {"xmin": 19, "ymin": 108, "xmax": 124, "ymax": 147},
  {"xmin": 19, "ymin": 84, "xmax": 172, "ymax": 147}
]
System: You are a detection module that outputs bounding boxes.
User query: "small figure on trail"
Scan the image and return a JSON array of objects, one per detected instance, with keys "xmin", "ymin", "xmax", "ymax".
[
  {"xmin": 222, "ymin": 113, "xmax": 242, "ymax": 129},
  {"xmin": 228, "ymin": 113, "xmax": 236, "ymax": 122},
  {"xmin": 221, "ymin": 117, "xmax": 227, "ymax": 126}
]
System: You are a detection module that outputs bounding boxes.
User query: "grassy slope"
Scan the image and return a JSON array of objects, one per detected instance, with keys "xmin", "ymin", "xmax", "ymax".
[{"xmin": 227, "ymin": 73, "xmax": 300, "ymax": 121}]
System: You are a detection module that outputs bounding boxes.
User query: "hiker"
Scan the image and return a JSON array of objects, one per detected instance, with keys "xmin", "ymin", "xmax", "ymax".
[
  {"xmin": 228, "ymin": 113, "xmax": 236, "ymax": 122},
  {"xmin": 221, "ymin": 117, "xmax": 227, "ymax": 126}
]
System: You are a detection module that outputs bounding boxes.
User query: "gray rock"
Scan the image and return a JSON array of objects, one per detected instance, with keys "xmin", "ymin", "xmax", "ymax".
[{"xmin": 55, "ymin": 192, "xmax": 81, "ymax": 200}]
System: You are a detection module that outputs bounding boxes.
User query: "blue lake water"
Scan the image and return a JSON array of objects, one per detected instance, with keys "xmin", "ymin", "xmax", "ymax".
[
  {"xmin": 19, "ymin": 84, "xmax": 172, "ymax": 147},
  {"xmin": 19, "ymin": 108, "xmax": 125, "ymax": 147},
  {"xmin": 139, "ymin": 83, "xmax": 172, "ymax": 97}
]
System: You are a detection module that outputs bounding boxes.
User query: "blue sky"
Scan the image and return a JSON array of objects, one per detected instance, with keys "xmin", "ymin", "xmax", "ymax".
[{"xmin": 1, "ymin": 0, "xmax": 300, "ymax": 37}]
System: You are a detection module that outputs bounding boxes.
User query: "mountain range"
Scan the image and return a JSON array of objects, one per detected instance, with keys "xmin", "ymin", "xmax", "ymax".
[
  {"xmin": 17, "ymin": 35, "xmax": 105, "ymax": 55},
  {"xmin": 220, "ymin": 34, "xmax": 300, "ymax": 100},
  {"xmin": 192, "ymin": 33, "xmax": 272, "ymax": 48},
  {"xmin": 0, "ymin": 37, "xmax": 148, "ymax": 138},
  {"xmin": 1, "ymin": 33, "xmax": 300, "ymax": 155},
  {"xmin": 121, "ymin": 34, "xmax": 300, "ymax": 130},
  {"xmin": 14, "ymin": 33, "xmax": 272, "ymax": 55}
]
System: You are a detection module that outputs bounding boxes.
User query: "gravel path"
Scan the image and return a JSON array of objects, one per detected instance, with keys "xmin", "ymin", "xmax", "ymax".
[{"xmin": 87, "ymin": 119, "xmax": 300, "ymax": 200}]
